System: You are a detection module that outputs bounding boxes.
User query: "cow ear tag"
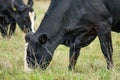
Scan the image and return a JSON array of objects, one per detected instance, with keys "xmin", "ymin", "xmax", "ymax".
[{"xmin": 13, "ymin": 7, "xmax": 17, "ymax": 11}]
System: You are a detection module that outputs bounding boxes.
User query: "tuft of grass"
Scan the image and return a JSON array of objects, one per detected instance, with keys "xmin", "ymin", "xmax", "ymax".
[{"xmin": 0, "ymin": 1, "xmax": 120, "ymax": 80}]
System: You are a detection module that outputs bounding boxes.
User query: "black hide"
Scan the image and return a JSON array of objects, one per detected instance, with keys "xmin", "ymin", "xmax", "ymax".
[{"xmin": 25, "ymin": 0, "xmax": 120, "ymax": 70}]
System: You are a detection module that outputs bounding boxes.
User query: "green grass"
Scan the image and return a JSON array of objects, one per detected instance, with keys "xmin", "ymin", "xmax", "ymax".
[{"xmin": 0, "ymin": 1, "xmax": 120, "ymax": 80}]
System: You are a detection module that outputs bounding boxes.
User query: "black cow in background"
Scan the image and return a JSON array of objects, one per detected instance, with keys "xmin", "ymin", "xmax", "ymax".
[
  {"xmin": 0, "ymin": 0, "xmax": 35, "ymax": 38},
  {"xmin": 25, "ymin": 0, "xmax": 120, "ymax": 71}
]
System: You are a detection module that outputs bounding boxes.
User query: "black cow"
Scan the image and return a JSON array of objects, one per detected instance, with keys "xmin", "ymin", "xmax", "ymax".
[
  {"xmin": 0, "ymin": 0, "xmax": 35, "ymax": 38},
  {"xmin": 25, "ymin": 0, "xmax": 120, "ymax": 70}
]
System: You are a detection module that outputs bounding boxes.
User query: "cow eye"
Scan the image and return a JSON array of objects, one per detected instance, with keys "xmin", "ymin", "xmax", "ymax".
[{"xmin": 39, "ymin": 34, "xmax": 48, "ymax": 44}]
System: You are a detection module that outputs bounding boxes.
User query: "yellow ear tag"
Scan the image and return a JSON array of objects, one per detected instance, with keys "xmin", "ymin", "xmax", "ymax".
[{"xmin": 13, "ymin": 8, "xmax": 16, "ymax": 11}]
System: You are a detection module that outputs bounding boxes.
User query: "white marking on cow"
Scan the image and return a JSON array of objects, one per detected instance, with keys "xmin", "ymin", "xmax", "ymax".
[
  {"xmin": 24, "ymin": 43, "xmax": 32, "ymax": 72},
  {"xmin": 29, "ymin": 11, "xmax": 35, "ymax": 32}
]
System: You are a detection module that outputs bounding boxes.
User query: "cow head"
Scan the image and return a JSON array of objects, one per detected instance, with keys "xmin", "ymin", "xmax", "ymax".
[
  {"xmin": 24, "ymin": 32, "xmax": 53, "ymax": 70},
  {"xmin": 24, "ymin": 0, "xmax": 72, "ymax": 70},
  {"xmin": 12, "ymin": 0, "xmax": 35, "ymax": 33}
]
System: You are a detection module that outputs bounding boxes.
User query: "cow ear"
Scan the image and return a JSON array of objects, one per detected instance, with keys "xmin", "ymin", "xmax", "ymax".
[
  {"xmin": 39, "ymin": 34, "xmax": 48, "ymax": 44},
  {"xmin": 25, "ymin": 32, "xmax": 33, "ymax": 42},
  {"xmin": 27, "ymin": 0, "xmax": 33, "ymax": 7}
]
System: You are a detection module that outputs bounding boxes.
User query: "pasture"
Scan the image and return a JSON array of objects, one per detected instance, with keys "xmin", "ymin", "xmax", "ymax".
[{"xmin": 0, "ymin": 0, "xmax": 120, "ymax": 80}]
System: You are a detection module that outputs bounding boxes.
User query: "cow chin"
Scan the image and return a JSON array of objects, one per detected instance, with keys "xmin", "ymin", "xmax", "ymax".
[
  {"xmin": 24, "ymin": 43, "xmax": 52, "ymax": 71},
  {"xmin": 22, "ymin": 11, "xmax": 35, "ymax": 33}
]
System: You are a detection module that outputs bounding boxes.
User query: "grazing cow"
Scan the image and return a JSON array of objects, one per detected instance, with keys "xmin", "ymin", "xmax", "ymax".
[
  {"xmin": 25, "ymin": 0, "xmax": 120, "ymax": 70},
  {"xmin": 0, "ymin": 0, "xmax": 35, "ymax": 38}
]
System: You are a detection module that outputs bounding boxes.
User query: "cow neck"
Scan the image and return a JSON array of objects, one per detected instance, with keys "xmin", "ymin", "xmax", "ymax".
[
  {"xmin": 35, "ymin": 13, "xmax": 66, "ymax": 40},
  {"xmin": 46, "ymin": 31, "xmax": 64, "ymax": 54},
  {"xmin": 35, "ymin": 0, "xmax": 72, "ymax": 39}
]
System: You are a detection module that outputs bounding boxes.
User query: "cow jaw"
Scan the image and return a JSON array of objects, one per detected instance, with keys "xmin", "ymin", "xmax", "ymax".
[{"xmin": 29, "ymin": 11, "xmax": 35, "ymax": 32}]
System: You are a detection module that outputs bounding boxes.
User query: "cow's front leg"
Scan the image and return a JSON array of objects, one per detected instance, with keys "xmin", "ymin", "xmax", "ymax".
[
  {"xmin": 9, "ymin": 20, "xmax": 16, "ymax": 38},
  {"xmin": 95, "ymin": 22, "xmax": 113, "ymax": 69},
  {"xmin": 69, "ymin": 45, "xmax": 81, "ymax": 70},
  {"xmin": 0, "ymin": 25, "xmax": 8, "ymax": 38}
]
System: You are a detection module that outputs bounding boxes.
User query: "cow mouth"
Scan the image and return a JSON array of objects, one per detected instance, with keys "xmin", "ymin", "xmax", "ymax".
[
  {"xmin": 24, "ymin": 43, "xmax": 49, "ymax": 71},
  {"xmin": 26, "ymin": 54, "xmax": 50, "ymax": 70},
  {"xmin": 23, "ymin": 25, "xmax": 31, "ymax": 33}
]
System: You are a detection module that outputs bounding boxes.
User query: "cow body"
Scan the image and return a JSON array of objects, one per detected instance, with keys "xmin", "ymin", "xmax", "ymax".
[
  {"xmin": 25, "ymin": 0, "xmax": 120, "ymax": 70},
  {"xmin": 0, "ymin": 0, "xmax": 35, "ymax": 38}
]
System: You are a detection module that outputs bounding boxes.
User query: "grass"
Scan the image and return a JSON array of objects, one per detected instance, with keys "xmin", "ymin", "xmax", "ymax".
[{"xmin": 0, "ymin": 1, "xmax": 120, "ymax": 80}]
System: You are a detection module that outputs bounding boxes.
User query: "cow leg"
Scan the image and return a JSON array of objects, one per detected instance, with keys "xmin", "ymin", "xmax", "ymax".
[
  {"xmin": 0, "ymin": 24, "xmax": 8, "ymax": 38},
  {"xmin": 95, "ymin": 22, "xmax": 113, "ymax": 69},
  {"xmin": 9, "ymin": 21, "xmax": 16, "ymax": 38},
  {"xmin": 69, "ymin": 45, "xmax": 81, "ymax": 70}
]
